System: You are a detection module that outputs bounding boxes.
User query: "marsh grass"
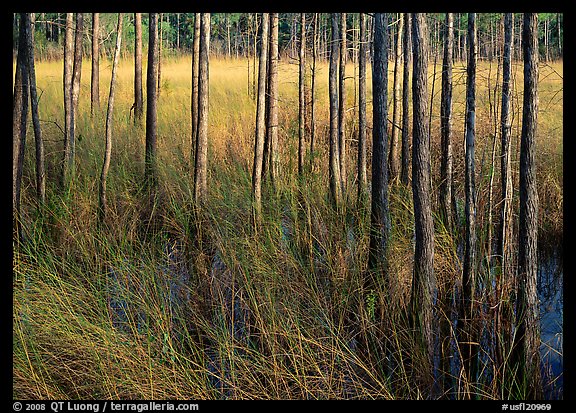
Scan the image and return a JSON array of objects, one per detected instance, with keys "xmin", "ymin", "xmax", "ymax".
[{"xmin": 13, "ymin": 56, "xmax": 562, "ymax": 399}]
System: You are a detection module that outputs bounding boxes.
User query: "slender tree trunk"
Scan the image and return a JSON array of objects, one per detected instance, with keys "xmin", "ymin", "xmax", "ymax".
[
  {"xmin": 71, "ymin": 13, "xmax": 83, "ymax": 125},
  {"xmin": 329, "ymin": 13, "xmax": 342, "ymax": 208},
  {"xmin": 298, "ymin": 13, "xmax": 306, "ymax": 177},
  {"xmin": 61, "ymin": 13, "xmax": 74, "ymax": 188},
  {"xmin": 24, "ymin": 13, "xmax": 45, "ymax": 205},
  {"xmin": 357, "ymin": 12, "xmax": 368, "ymax": 205},
  {"xmin": 310, "ymin": 13, "xmax": 318, "ymax": 173},
  {"xmin": 368, "ymin": 12, "xmax": 391, "ymax": 281},
  {"xmin": 410, "ymin": 12, "xmax": 435, "ymax": 387},
  {"xmin": 251, "ymin": 13, "xmax": 270, "ymax": 223},
  {"xmin": 13, "ymin": 13, "xmax": 29, "ymax": 231},
  {"xmin": 268, "ymin": 13, "xmax": 279, "ymax": 188},
  {"xmin": 440, "ymin": 13, "xmax": 455, "ymax": 231},
  {"xmin": 512, "ymin": 13, "xmax": 542, "ymax": 399},
  {"xmin": 338, "ymin": 13, "xmax": 347, "ymax": 193},
  {"xmin": 461, "ymin": 12, "xmax": 478, "ymax": 391},
  {"xmin": 400, "ymin": 13, "xmax": 412, "ymax": 186},
  {"xmin": 191, "ymin": 13, "xmax": 201, "ymax": 164},
  {"xmin": 99, "ymin": 13, "xmax": 123, "ymax": 224},
  {"xmin": 389, "ymin": 13, "xmax": 403, "ymax": 183},
  {"xmin": 158, "ymin": 13, "xmax": 163, "ymax": 95},
  {"xmin": 145, "ymin": 13, "xmax": 159, "ymax": 189},
  {"xmin": 194, "ymin": 13, "xmax": 211, "ymax": 206},
  {"xmin": 134, "ymin": 13, "xmax": 144, "ymax": 123},
  {"xmin": 91, "ymin": 13, "xmax": 100, "ymax": 117}
]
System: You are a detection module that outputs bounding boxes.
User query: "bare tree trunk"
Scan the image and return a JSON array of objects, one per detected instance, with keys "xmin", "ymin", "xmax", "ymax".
[
  {"xmin": 134, "ymin": 13, "xmax": 144, "ymax": 123},
  {"xmin": 389, "ymin": 13, "xmax": 403, "ymax": 183},
  {"xmin": 71, "ymin": 13, "xmax": 83, "ymax": 126},
  {"xmin": 368, "ymin": 12, "xmax": 391, "ymax": 281},
  {"xmin": 329, "ymin": 13, "xmax": 342, "ymax": 208},
  {"xmin": 191, "ymin": 13, "xmax": 201, "ymax": 164},
  {"xmin": 158, "ymin": 13, "xmax": 163, "ymax": 95},
  {"xmin": 298, "ymin": 13, "xmax": 306, "ymax": 177},
  {"xmin": 13, "ymin": 13, "xmax": 29, "ymax": 231},
  {"xmin": 62, "ymin": 13, "xmax": 74, "ymax": 188},
  {"xmin": 410, "ymin": 12, "xmax": 435, "ymax": 387},
  {"xmin": 357, "ymin": 12, "xmax": 368, "ymax": 205},
  {"xmin": 512, "ymin": 12, "xmax": 542, "ymax": 399},
  {"xmin": 400, "ymin": 13, "xmax": 412, "ymax": 186},
  {"xmin": 251, "ymin": 13, "xmax": 269, "ymax": 223},
  {"xmin": 91, "ymin": 13, "xmax": 100, "ymax": 117},
  {"xmin": 24, "ymin": 13, "xmax": 45, "ymax": 205},
  {"xmin": 268, "ymin": 13, "xmax": 279, "ymax": 188},
  {"xmin": 310, "ymin": 13, "xmax": 318, "ymax": 173},
  {"xmin": 145, "ymin": 13, "xmax": 159, "ymax": 189},
  {"xmin": 194, "ymin": 13, "xmax": 211, "ymax": 207},
  {"xmin": 440, "ymin": 13, "xmax": 455, "ymax": 231},
  {"xmin": 461, "ymin": 12, "xmax": 478, "ymax": 391},
  {"xmin": 99, "ymin": 13, "xmax": 123, "ymax": 224},
  {"xmin": 338, "ymin": 13, "xmax": 347, "ymax": 194}
]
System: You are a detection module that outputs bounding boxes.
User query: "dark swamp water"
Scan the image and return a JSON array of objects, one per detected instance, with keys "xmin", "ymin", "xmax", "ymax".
[{"xmin": 104, "ymin": 234, "xmax": 563, "ymax": 399}]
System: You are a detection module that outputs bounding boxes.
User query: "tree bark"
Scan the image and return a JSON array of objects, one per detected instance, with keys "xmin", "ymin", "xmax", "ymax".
[
  {"xmin": 357, "ymin": 12, "xmax": 368, "ymax": 205},
  {"xmin": 191, "ymin": 13, "xmax": 201, "ymax": 164},
  {"xmin": 13, "ymin": 13, "xmax": 29, "ymax": 230},
  {"xmin": 194, "ymin": 13, "xmax": 211, "ymax": 207},
  {"xmin": 268, "ymin": 13, "xmax": 279, "ymax": 188},
  {"xmin": 134, "ymin": 13, "xmax": 144, "ymax": 123},
  {"xmin": 145, "ymin": 13, "xmax": 159, "ymax": 189},
  {"xmin": 389, "ymin": 13, "xmax": 403, "ymax": 183},
  {"xmin": 251, "ymin": 13, "xmax": 269, "ymax": 222},
  {"xmin": 71, "ymin": 13, "xmax": 83, "ymax": 127},
  {"xmin": 91, "ymin": 13, "xmax": 100, "ymax": 117},
  {"xmin": 440, "ymin": 13, "xmax": 455, "ymax": 232},
  {"xmin": 338, "ymin": 13, "xmax": 347, "ymax": 193},
  {"xmin": 329, "ymin": 13, "xmax": 342, "ymax": 208},
  {"xmin": 400, "ymin": 13, "xmax": 412, "ymax": 186},
  {"xmin": 368, "ymin": 12, "xmax": 391, "ymax": 282},
  {"xmin": 24, "ymin": 13, "xmax": 45, "ymax": 205},
  {"xmin": 512, "ymin": 12, "xmax": 542, "ymax": 399},
  {"xmin": 298, "ymin": 13, "xmax": 306, "ymax": 177},
  {"xmin": 310, "ymin": 13, "xmax": 318, "ymax": 173},
  {"xmin": 62, "ymin": 13, "xmax": 74, "ymax": 188},
  {"xmin": 99, "ymin": 13, "xmax": 123, "ymax": 224},
  {"xmin": 409, "ymin": 12, "xmax": 435, "ymax": 383}
]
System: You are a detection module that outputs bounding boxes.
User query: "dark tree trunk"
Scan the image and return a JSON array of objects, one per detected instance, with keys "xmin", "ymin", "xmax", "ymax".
[
  {"xmin": 191, "ymin": 13, "xmax": 201, "ymax": 164},
  {"xmin": 409, "ymin": 12, "xmax": 435, "ymax": 385},
  {"xmin": 338, "ymin": 13, "xmax": 347, "ymax": 193},
  {"xmin": 389, "ymin": 13, "xmax": 403, "ymax": 183},
  {"xmin": 512, "ymin": 13, "xmax": 542, "ymax": 399},
  {"xmin": 194, "ymin": 13, "xmax": 211, "ymax": 207},
  {"xmin": 298, "ymin": 13, "xmax": 306, "ymax": 177},
  {"xmin": 440, "ymin": 13, "xmax": 455, "ymax": 231},
  {"xmin": 357, "ymin": 12, "xmax": 368, "ymax": 205},
  {"xmin": 134, "ymin": 13, "xmax": 144, "ymax": 123},
  {"xmin": 461, "ymin": 12, "xmax": 479, "ymax": 390},
  {"xmin": 400, "ymin": 13, "xmax": 412, "ymax": 186},
  {"xmin": 24, "ymin": 13, "xmax": 45, "ymax": 205},
  {"xmin": 368, "ymin": 12, "xmax": 391, "ymax": 282},
  {"xmin": 13, "ymin": 13, "xmax": 29, "ymax": 232},
  {"xmin": 99, "ymin": 13, "xmax": 123, "ymax": 224},
  {"xmin": 251, "ymin": 13, "xmax": 269, "ymax": 222},
  {"xmin": 329, "ymin": 13, "xmax": 342, "ymax": 208},
  {"xmin": 145, "ymin": 13, "xmax": 159, "ymax": 189}
]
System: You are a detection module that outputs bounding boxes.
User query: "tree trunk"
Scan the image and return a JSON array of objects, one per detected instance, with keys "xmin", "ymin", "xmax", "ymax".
[
  {"xmin": 13, "ymin": 13, "xmax": 29, "ymax": 231},
  {"xmin": 99, "ymin": 13, "xmax": 123, "ymax": 224},
  {"xmin": 338, "ymin": 13, "xmax": 347, "ymax": 193},
  {"xmin": 512, "ymin": 12, "xmax": 542, "ymax": 399},
  {"xmin": 329, "ymin": 13, "xmax": 342, "ymax": 208},
  {"xmin": 368, "ymin": 12, "xmax": 391, "ymax": 283},
  {"xmin": 389, "ymin": 13, "xmax": 403, "ymax": 183},
  {"xmin": 145, "ymin": 13, "xmax": 159, "ymax": 189},
  {"xmin": 91, "ymin": 13, "xmax": 100, "ymax": 117},
  {"xmin": 158, "ymin": 13, "xmax": 163, "ymax": 95},
  {"xmin": 268, "ymin": 13, "xmax": 279, "ymax": 188},
  {"xmin": 298, "ymin": 13, "xmax": 306, "ymax": 177},
  {"xmin": 61, "ymin": 13, "xmax": 74, "ymax": 188},
  {"xmin": 409, "ymin": 12, "xmax": 435, "ymax": 385},
  {"xmin": 191, "ymin": 13, "xmax": 201, "ymax": 164},
  {"xmin": 251, "ymin": 13, "xmax": 269, "ymax": 223},
  {"xmin": 71, "ymin": 13, "xmax": 83, "ymax": 126},
  {"xmin": 400, "ymin": 13, "xmax": 412, "ymax": 186},
  {"xmin": 310, "ymin": 13, "xmax": 318, "ymax": 173},
  {"xmin": 134, "ymin": 13, "xmax": 144, "ymax": 123},
  {"xmin": 24, "ymin": 13, "xmax": 45, "ymax": 205},
  {"xmin": 440, "ymin": 13, "xmax": 455, "ymax": 231},
  {"xmin": 461, "ymin": 12, "xmax": 478, "ymax": 390},
  {"xmin": 194, "ymin": 13, "xmax": 211, "ymax": 207},
  {"xmin": 357, "ymin": 12, "xmax": 368, "ymax": 205}
]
